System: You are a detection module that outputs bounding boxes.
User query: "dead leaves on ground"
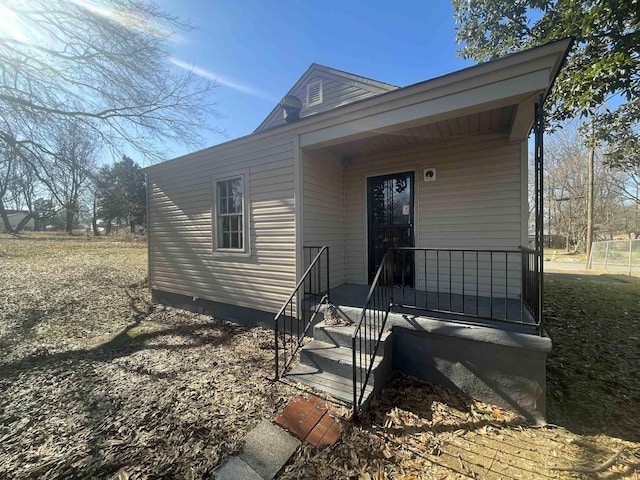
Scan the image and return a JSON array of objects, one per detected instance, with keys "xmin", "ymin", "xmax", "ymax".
[
  {"xmin": 0, "ymin": 238, "xmax": 297, "ymax": 479},
  {"xmin": 281, "ymin": 372, "xmax": 638, "ymax": 479},
  {"xmin": 2, "ymin": 238, "xmax": 639, "ymax": 479}
]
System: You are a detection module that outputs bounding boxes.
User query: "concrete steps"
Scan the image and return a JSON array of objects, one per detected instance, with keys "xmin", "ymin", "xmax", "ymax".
[
  {"xmin": 286, "ymin": 319, "xmax": 393, "ymax": 408},
  {"xmin": 286, "ymin": 363, "xmax": 370, "ymax": 404}
]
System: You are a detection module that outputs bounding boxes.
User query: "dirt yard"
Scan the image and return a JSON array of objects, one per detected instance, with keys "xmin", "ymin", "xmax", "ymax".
[{"xmin": 1, "ymin": 235, "xmax": 639, "ymax": 479}]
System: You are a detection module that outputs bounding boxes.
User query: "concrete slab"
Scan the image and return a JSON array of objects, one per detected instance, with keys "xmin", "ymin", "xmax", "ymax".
[
  {"xmin": 239, "ymin": 420, "xmax": 301, "ymax": 480},
  {"xmin": 214, "ymin": 455, "xmax": 262, "ymax": 480}
]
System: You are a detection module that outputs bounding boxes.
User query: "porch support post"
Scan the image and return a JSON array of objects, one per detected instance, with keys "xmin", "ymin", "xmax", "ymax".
[{"xmin": 534, "ymin": 93, "xmax": 545, "ymax": 335}]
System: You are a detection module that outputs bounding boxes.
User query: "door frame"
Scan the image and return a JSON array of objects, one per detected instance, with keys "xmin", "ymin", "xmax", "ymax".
[{"xmin": 363, "ymin": 166, "xmax": 419, "ymax": 285}]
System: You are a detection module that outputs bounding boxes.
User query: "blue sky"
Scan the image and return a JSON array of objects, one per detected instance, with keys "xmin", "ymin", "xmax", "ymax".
[{"xmin": 159, "ymin": 0, "xmax": 474, "ymax": 158}]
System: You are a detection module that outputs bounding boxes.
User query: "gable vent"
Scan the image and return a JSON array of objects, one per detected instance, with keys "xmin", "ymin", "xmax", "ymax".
[{"xmin": 306, "ymin": 80, "xmax": 323, "ymax": 107}]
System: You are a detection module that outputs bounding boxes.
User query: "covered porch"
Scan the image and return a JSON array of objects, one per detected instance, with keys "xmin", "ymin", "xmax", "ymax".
[
  {"xmin": 298, "ymin": 98, "xmax": 544, "ymax": 335},
  {"xmin": 274, "ymin": 39, "xmax": 570, "ymax": 422},
  {"xmin": 294, "ymin": 43, "xmax": 555, "ymax": 333}
]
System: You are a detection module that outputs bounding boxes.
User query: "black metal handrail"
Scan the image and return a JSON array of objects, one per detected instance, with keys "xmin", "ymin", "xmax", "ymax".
[
  {"xmin": 520, "ymin": 246, "xmax": 542, "ymax": 334},
  {"xmin": 390, "ymin": 247, "xmax": 542, "ymax": 332},
  {"xmin": 352, "ymin": 249, "xmax": 393, "ymax": 419},
  {"xmin": 274, "ymin": 246, "xmax": 330, "ymax": 379}
]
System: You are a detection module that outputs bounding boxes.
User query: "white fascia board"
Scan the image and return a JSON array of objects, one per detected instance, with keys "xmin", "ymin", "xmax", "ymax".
[
  {"xmin": 509, "ymin": 94, "xmax": 539, "ymax": 143},
  {"xmin": 300, "ymin": 68, "xmax": 550, "ymax": 149}
]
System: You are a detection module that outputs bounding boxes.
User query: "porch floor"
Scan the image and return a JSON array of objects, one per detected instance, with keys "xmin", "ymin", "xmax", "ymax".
[{"xmin": 326, "ymin": 284, "xmax": 539, "ymax": 335}]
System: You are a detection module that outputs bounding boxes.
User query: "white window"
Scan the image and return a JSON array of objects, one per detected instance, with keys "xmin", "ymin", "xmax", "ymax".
[
  {"xmin": 306, "ymin": 80, "xmax": 323, "ymax": 107},
  {"xmin": 214, "ymin": 175, "xmax": 246, "ymax": 252}
]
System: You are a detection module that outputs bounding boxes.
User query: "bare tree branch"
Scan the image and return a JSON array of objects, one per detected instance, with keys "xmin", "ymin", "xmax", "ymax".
[{"xmin": 0, "ymin": 0, "xmax": 222, "ymax": 164}]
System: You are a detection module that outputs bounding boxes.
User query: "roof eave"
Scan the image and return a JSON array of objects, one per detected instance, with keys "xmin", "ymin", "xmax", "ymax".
[{"xmin": 144, "ymin": 38, "xmax": 573, "ymax": 173}]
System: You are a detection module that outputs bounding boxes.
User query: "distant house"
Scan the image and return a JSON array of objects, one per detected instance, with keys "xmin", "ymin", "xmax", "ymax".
[
  {"xmin": 4, "ymin": 210, "xmax": 34, "ymax": 231},
  {"xmin": 528, "ymin": 226, "xmax": 565, "ymax": 248},
  {"xmin": 144, "ymin": 39, "xmax": 572, "ymax": 422}
]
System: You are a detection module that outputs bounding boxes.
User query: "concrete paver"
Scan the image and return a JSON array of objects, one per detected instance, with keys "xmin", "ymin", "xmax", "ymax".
[
  {"xmin": 214, "ymin": 455, "xmax": 262, "ymax": 480},
  {"xmin": 239, "ymin": 420, "xmax": 301, "ymax": 480}
]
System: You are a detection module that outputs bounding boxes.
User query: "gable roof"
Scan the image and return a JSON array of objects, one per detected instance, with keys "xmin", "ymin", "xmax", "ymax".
[
  {"xmin": 254, "ymin": 63, "xmax": 398, "ymax": 133},
  {"xmin": 296, "ymin": 38, "xmax": 573, "ymax": 152},
  {"xmin": 145, "ymin": 38, "xmax": 572, "ymax": 174}
]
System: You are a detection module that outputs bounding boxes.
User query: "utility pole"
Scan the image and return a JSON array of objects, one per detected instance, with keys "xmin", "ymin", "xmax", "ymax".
[
  {"xmin": 548, "ymin": 184, "xmax": 553, "ymax": 248},
  {"xmin": 586, "ymin": 117, "xmax": 595, "ymax": 262}
]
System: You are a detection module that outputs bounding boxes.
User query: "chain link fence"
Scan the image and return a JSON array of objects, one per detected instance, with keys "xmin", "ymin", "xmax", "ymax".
[{"xmin": 588, "ymin": 239, "xmax": 640, "ymax": 275}]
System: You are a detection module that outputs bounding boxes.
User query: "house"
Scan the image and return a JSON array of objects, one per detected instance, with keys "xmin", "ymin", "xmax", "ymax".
[
  {"xmin": 144, "ymin": 39, "xmax": 572, "ymax": 423},
  {"xmin": 4, "ymin": 210, "xmax": 34, "ymax": 231},
  {"xmin": 528, "ymin": 226, "xmax": 565, "ymax": 248}
]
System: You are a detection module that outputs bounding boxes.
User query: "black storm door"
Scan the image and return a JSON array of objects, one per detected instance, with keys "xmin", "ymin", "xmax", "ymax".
[{"xmin": 367, "ymin": 171, "xmax": 415, "ymax": 286}]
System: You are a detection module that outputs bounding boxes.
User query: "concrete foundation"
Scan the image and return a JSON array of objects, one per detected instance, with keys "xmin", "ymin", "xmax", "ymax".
[
  {"xmin": 390, "ymin": 315, "xmax": 550, "ymax": 423},
  {"xmin": 152, "ymin": 289, "xmax": 274, "ymax": 328}
]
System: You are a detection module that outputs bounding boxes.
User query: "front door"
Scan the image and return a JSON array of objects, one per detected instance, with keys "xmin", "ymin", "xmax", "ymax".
[{"xmin": 367, "ymin": 171, "xmax": 415, "ymax": 286}]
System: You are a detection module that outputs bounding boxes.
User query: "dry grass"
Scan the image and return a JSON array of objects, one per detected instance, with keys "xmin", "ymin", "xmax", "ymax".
[
  {"xmin": 545, "ymin": 272, "xmax": 640, "ymax": 441},
  {"xmin": 545, "ymin": 248, "xmax": 588, "ymax": 263},
  {"xmin": 0, "ymin": 235, "xmax": 296, "ymax": 479},
  {"xmin": 1, "ymin": 235, "xmax": 639, "ymax": 479}
]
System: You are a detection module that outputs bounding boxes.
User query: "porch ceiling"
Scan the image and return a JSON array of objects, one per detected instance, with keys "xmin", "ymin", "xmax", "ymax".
[{"xmin": 314, "ymin": 104, "xmax": 517, "ymax": 158}]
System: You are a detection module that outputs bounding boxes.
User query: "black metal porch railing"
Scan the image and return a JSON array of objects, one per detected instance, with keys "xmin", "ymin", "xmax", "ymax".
[
  {"xmin": 521, "ymin": 246, "xmax": 542, "ymax": 330},
  {"xmin": 274, "ymin": 246, "xmax": 330, "ymax": 379},
  {"xmin": 352, "ymin": 249, "xmax": 393, "ymax": 419},
  {"xmin": 390, "ymin": 247, "xmax": 542, "ymax": 332},
  {"xmin": 351, "ymin": 245, "xmax": 543, "ymax": 418}
]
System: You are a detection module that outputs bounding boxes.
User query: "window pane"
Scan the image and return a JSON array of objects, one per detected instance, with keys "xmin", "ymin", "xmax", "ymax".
[
  {"xmin": 215, "ymin": 177, "xmax": 245, "ymax": 250},
  {"xmin": 232, "ymin": 177, "xmax": 242, "ymax": 194},
  {"xmin": 392, "ymin": 176, "xmax": 411, "ymax": 225},
  {"xmin": 232, "ymin": 179, "xmax": 243, "ymax": 213}
]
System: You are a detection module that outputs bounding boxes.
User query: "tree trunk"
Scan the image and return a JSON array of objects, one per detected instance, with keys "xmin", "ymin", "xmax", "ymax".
[
  {"xmin": 585, "ymin": 117, "xmax": 596, "ymax": 262},
  {"xmin": 14, "ymin": 213, "xmax": 33, "ymax": 233},
  {"xmin": 92, "ymin": 196, "xmax": 99, "ymax": 236},
  {"xmin": 65, "ymin": 207, "xmax": 74, "ymax": 235},
  {"xmin": 0, "ymin": 199, "xmax": 15, "ymax": 234},
  {"xmin": 586, "ymin": 125, "xmax": 595, "ymax": 262}
]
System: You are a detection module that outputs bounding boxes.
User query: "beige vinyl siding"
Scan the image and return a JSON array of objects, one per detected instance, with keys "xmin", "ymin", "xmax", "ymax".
[
  {"xmin": 302, "ymin": 152, "xmax": 346, "ymax": 288},
  {"xmin": 411, "ymin": 250, "xmax": 522, "ymax": 298},
  {"xmin": 258, "ymin": 72, "xmax": 390, "ymax": 132},
  {"xmin": 342, "ymin": 135, "xmax": 523, "ymax": 296},
  {"xmin": 147, "ymin": 135, "xmax": 296, "ymax": 313}
]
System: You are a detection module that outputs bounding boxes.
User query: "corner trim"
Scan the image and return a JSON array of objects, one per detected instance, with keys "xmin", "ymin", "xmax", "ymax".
[{"xmin": 294, "ymin": 135, "xmax": 303, "ymax": 282}]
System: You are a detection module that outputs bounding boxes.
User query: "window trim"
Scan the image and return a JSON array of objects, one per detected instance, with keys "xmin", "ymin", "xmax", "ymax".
[
  {"xmin": 306, "ymin": 80, "xmax": 323, "ymax": 107},
  {"xmin": 212, "ymin": 171, "xmax": 251, "ymax": 256}
]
